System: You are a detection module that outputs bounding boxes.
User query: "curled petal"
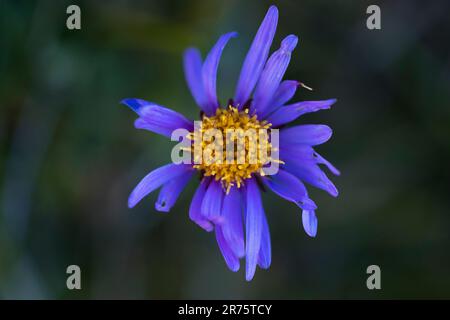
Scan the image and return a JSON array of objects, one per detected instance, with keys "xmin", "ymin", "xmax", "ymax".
[
  {"xmin": 267, "ymin": 99, "xmax": 337, "ymax": 127},
  {"xmin": 183, "ymin": 48, "xmax": 207, "ymax": 111},
  {"xmin": 155, "ymin": 170, "xmax": 194, "ymax": 212},
  {"xmin": 280, "ymin": 124, "xmax": 332, "ymax": 146},
  {"xmin": 234, "ymin": 5, "xmax": 279, "ymax": 107},
  {"xmin": 128, "ymin": 164, "xmax": 192, "ymax": 208},
  {"xmin": 189, "ymin": 178, "xmax": 214, "ymax": 232},
  {"xmin": 216, "ymin": 225, "xmax": 240, "ymax": 272},
  {"xmin": 201, "ymin": 180, "xmax": 224, "ymax": 224},
  {"xmin": 263, "ymin": 169, "xmax": 317, "ymax": 210},
  {"xmin": 122, "ymin": 99, "xmax": 193, "ymax": 137},
  {"xmin": 221, "ymin": 187, "xmax": 245, "ymax": 258},
  {"xmin": 302, "ymin": 210, "xmax": 318, "ymax": 237},
  {"xmin": 245, "ymin": 178, "xmax": 264, "ymax": 281},
  {"xmin": 252, "ymin": 35, "xmax": 298, "ymax": 116},
  {"xmin": 202, "ymin": 32, "xmax": 237, "ymax": 115}
]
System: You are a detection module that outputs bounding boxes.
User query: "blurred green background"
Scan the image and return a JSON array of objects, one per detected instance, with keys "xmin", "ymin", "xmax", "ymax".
[{"xmin": 1, "ymin": 0, "xmax": 450, "ymax": 299}]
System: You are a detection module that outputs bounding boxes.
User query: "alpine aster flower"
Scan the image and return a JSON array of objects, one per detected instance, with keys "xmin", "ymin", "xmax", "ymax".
[{"xmin": 122, "ymin": 5, "xmax": 339, "ymax": 281}]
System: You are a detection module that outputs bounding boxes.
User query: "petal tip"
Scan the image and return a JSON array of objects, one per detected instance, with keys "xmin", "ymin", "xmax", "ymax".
[
  {"xmin": 327, "ymin": 183, "xmax": 339, "ymax": 197},
  {"xmin": 267, "ymin": 5, "xmax": 279, "ymax": 18},
  {"xmin": 183, "ymin": 47, "xmax": 199, "ymax": 56},
  {"xmin": 121, "ymin": 98, "xmax": 149, "ymax": 114},
  {"xmin": 258, "ymin": 262, "xmax": 271, "ymax": 270},
  {"xmin": 128, "ymin": 196, "xmax": 137, "ymax": 209},
  {"xmin": 155, "ymin": 201, "xmax": 170, "ymax": 212},
  {"xmin": 245, "ymin": 270, "xmax": 256, "ymax": 282},
  {"xmin": 302, "ymin": 210, "xmax": 318, "ymax": 237},
  {"xmin": 220, "ymin": 31, "xmax": 238, "ymax": 42},
  {"xmin": 307, "ymin": 231, "xmax": 317, "ymax": 238},
  {"xmin": 230, "ymin": 264, "xmax": 240, "ymax": 273},
  {"xmin": 281, "ymin": 35, "xmax": 298, "ymax": 52},
  {"xmin": 121, "ymin": 98, "xmax": 138, "ymax": 112}
]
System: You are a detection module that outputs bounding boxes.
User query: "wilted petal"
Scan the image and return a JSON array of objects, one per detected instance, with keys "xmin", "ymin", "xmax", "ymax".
[
  {"xmin": 189, "ymin": 178, "xmax": 214, "ymax": 232},
  {"xmin": 128, "ymin": 164, "xmax": 192, "ymax": 208},
  {"xmin": 122, "ymin": 99, "xmax": 193, "ymax": 137},
  {"xmin": 234, "ymin": 5, "xmax": 279, "ymax": 107},
  {"xmin": 280, "ymin": 124, "xmax": 332, "ymax": 146},
  {"xmin": 245, "ymin": 178, "xmax": 264, "ymax": 281},
  {"xmin": 267, "ymin": 99, "xmax": 336, "ymax": 127},
  {"xmin": 257, "ymin": 212, "xmax": 271, "ymax": 269},
  {"xmin": 252, "ymin": 35, "xmax": 298, "ymax": 116},
  {"xmin": 155, "ymin": 170, "xmax": 194, "ymax": 212},
  {"xmin": 201, "ymin": 180, "xmax": 224, "ymax": 224},
  {"xmin": 302, "ymin": 210, "xmax": 318, "ymax": 237},
  {"xmin": 216, "ymin": 225, "xmax": 240, "ymax": 272},
  {"xmin": 221, "ymin": 188, "xmax": 245, "ymax": 258},
  {"xmin": 202, "ymin": 32, "xmax": 237, "ymax": 115},
  {"xmin": 262, "ymin": 169, "xmax": 317, "ymax": 210},
  {"xmin": 183, "ymin": 48, "xmax": 207, "ymax": 111}
]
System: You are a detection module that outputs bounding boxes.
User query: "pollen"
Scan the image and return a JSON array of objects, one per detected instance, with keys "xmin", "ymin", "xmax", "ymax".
[{"xmin": 188, "ymin": 105, "xmax": 276, "ymax": 193}]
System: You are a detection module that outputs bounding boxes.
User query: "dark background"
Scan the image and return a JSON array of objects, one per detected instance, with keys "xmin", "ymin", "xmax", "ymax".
[{"xmin": 1, "ymin": 0, "xmax": 450, "ymax": 299}]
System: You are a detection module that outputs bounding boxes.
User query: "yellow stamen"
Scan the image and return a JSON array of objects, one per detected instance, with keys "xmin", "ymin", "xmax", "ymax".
[{"xmin": 190, "ymin": 106, "xmax": 276, "ymax": 193}]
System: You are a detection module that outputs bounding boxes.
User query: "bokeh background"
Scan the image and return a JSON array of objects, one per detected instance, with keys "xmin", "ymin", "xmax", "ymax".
[{"xmin": 1, "ymin": 0, "xmax": 450, "ymax": 299}]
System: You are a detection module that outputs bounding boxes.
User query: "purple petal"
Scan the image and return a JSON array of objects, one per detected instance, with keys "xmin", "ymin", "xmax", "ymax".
[
  {"xmin": 128, "ymin": 164, "xmax": 192, "ymax": 208},
  {"xmin": 189, "ymin": 178, "xmax": 214, "ymax": 232},
  {"xmin": 121, "ymin": 98, "xmax": 151, "ymax": 114},
  {"xmin": 183, "ymin": 48, "xmax": 207, "ymax": 111},
  {"xmin": 155, "ymin": 170, "xmax": 194, "ymax": 212},
  {"xmin": 262, "ymin": 169, "xmax": 317, "ymax": 210},
  {"xmin": 302, "ymin": 210, "xmax": 318, "ymax": 237},
  {"xmin": 281, "ymin": 145, "xmax": 340, "ymax": 176},
  {"xmin": 257, "ymin": 212, "xmax": 271, "ymax": 269},
  {"xmin": 234, "ymin": 5, "xmax": 279, "ymax": 107},
  {"xmin": 202, "ymin": 32, "xmax": 237, "ymax": 115},
  {"xmin": 216, "ymin": 225, "xmax": 240, "ymax": 272},
  {"xmin": 284, "ymin": 160, "xmax": 338, "ymax": 197},
  {"xmin": 314, "ymin": 151, "xmax": 341, "ymax": 176},
  {"xmin": 267, "ymin": 99, "xmax": 337, "ymax": 127},
  {"xmin": 245, "ymin": 178, "xmax": 264, "ymax": 281},
  {"xmin": 280, "ymin": 124, "xmax": 332, "ymax": 146},
  {"xmin": 280, "ymin": 144, "xmax": 315, "ymax": 161},
  {"xmin": 260, "ymin": 80, "xmax": 299, "ymax": 119},
  {"xmin": 221, "ymin": 187, "xmax": 245, "ymax": 258},
  {"xmin": 122, "ymin": 99, "xmax": 193, "ymax": 138},
  {"xmin": 252, "ymin": 35, "xmax": 298, "ymax": 116},
  {"xmin": 201, "ymin": 180, "xmax": 224, "ymax": 224}
]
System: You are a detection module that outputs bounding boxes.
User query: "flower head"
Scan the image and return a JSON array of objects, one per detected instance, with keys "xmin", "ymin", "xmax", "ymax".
[{"xmin": 122, "ymin": 5, "xmax": 339, "ymax": 281}]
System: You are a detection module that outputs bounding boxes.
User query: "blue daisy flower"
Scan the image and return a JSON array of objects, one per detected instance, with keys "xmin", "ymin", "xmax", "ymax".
[{"xmin": 122, "ymin": 5, "xmax": 339, "ymax": 281}]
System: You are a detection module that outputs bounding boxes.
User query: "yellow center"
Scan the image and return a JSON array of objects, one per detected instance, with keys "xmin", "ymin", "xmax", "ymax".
[{"xmin": 187, "ymin": 106, "xmax": 278, "ymax": 193}]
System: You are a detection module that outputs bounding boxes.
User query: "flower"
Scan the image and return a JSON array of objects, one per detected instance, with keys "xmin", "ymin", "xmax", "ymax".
[{"xmin": 122, "ymin": 5, "xmax": 339, "ymax": 281}]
